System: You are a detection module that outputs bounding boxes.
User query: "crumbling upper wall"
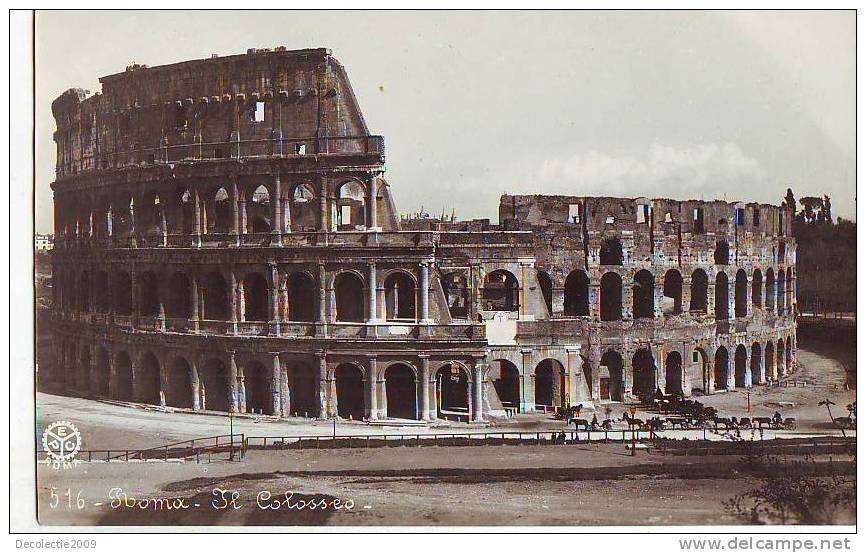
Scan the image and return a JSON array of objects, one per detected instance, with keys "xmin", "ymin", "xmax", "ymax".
[{"xmin": 51, "ymin": 48, "xmax": 378, "ymax": 179}]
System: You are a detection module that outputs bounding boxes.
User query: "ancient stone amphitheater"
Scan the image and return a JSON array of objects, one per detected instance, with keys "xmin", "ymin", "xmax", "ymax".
[{"xmin": 47, "ymin": 47, "xmax": 796, "ymax": 422}]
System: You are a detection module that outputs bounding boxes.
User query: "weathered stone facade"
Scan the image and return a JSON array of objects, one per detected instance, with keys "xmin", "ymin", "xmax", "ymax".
[{"xmin": 48, "ymin": 48, "xmax": 796, "ymax": 422}]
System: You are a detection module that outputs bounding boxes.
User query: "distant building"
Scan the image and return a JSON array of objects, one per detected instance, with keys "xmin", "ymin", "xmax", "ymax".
[{"xmin": 35, "ymin": 234, "xmax": 54, "ymax": 251}]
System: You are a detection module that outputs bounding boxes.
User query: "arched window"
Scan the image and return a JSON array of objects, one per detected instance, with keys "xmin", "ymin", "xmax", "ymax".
[
  {"xmin": 291, "ymin": 183, "xmax": 317, "ymax": 231},
  {"xmin": 714, "ymin": 347, "xmax": 729, "ymax": 390},
  {"xmin": 167, "ymin": 272, "xmax": 191, "ymax": 319},
  {"xmin": 335, "ymin": 363, "xmax": 365, "ymax": 420},
  {"xmin": 751, "ymin": 269, "xmax": 763, "ymax": 308},
  {"xmin": 765, "ymin": 268, "xmax": 776, "ymax": 311},
  {"xmin": 563, "ymin": 270, "xmax": 589, "ymax": 316},
  {"xmin": 336, "ymin": 180, "xmax": 366, "ymax": 229},
  {"xmin": 443, "ymin": 272, "xmax": 469, "ymax": 319},
  {"xmin": 664, "ymin": 352, "xmax": 683, "ymax": 395},
  {"xmin": 600, "ymin": 237, "xmax": 623, "ymax": 265},
  {"xmin": 287, "ymin": 272, "xmax": 316, "ymax": 322},
  {"xmin": 385, "ymin": 363, "xmax": 417, "ymax": 420},
  {"xmin": 334, "ymin": 272, "xmax": 365, "ymax": 322},
  {"xmin": 776, "ymin": 269, "xmax": 786, "ymax": 315},
  {"xmin": 735, "ymin": 269, "xmax": 748, "ymax": 318},
  {"xmin": 113, "ymin": 271, "xmax": 132, "ymax": 316},
  {"xmin": 249, "ymin": 185, "xmax": 271, "ymax": 233},
  {"xmin": 662, "ymin": 269, "xmax": 682, "ymax": 314},
  {"xmin": 631, "ymin": 348, "xmax": 656, "ymax": 403},
  {"xmin": 243, "ymin": 273, "xmax": 269, "ymax": 321},
  {"xmin": 632, "ymin": 270, "xmax": 655, "ymax": 319},
  {"xmin": 690, "ymin": 269, "xmax": 708, "ymax": 313},
  {"xmin": 212, "ymin": 187, "xmax": 231, "ymax": 233},
  {"xmin": 600, "ymin": 272, "xmax": 622, "ymax": 321},
  {"xmin": 734, "ymin": 345, "xmax": 748, "ymax": 388},
  {"xmin": 600, "ymin": 350, "xmax": 624, "ymax": 401},
  {"xmin": 138, "ymin": 271, "xmax": 160, "ymax": 317},
  {"xmin": 384, "ymin": 272, "xmax": 416, "ymax": 321},
  {"xmin": 482, "ymin": 270, "xmax": 519, "ymax": 312},
  {"xmin": 202, "ymin": 271, "xmax": 229, "ymax": 320},
  {"xmin": 715, "ymin": 272, "xmax": 729, "ymax": 320}
]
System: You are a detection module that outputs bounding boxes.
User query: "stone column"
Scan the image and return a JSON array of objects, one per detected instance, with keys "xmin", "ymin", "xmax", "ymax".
[
  {"xmin": 588, "ymin": 280, "xmax": 600, "ymax": 320},
  {"xmin": 472, "ymin": 359, "xmax": 486, "ymax": 422},
  {"xmin": 682, "ymin": 275, "xmax": 692, "ymax": 313},
  {"xmin": 229, "ymin": 269, "xmax": 239, "ymax": 334},
  {"xmin": 419, "ymin": 262, "xmax": 431, "ymax": 323},
  {"xmin": 158, "ymin": 356, "xmax": 167, "ymax": 407},
  {"xmin": 231, "ymin": 180, "xmax": 240, "ymax": 246},
  {"xmin": 521, "ymin": 348, "xmax": 534, "ymax": 413},
  {"xmin": 192, "ymin": 187, "xmax": 202, "ymax": 248},
  {"xmin": 272, "ymin": 174, "xmax": 282, "ymax": 246},
  {"xmin": 239, "ymin": 197, "xmax": 248, "ymax": 237},
  {"xmin": 318, "ymin": 352, "xmax": 330, "ymax": 418},
  {"xmin": 366, "ymin": 355, "xmax": 378, "ymax": 421},
  {"xmin": 552, "ymin": 286, "xmax": 565, "ymax": 317},
  {"xmin": 190, "ymin": 274, "xmax": 200, "ymax": 333},
  {"xmin": 367, "ymin": 262, "xmax": 378, "ymax": 323},
  {"xmin": 318, "ymin": 264, "xmax": 328, "ymax": 333},
  {"xmin": 272, "ymin": 353, "xmax": 282, "ymax": 416},
  {"xmin": 743, "ymin": 348, "xmax": 753, "ymax": 388},
  {"xmin": 280, "ymin": 360, "xmax": 290, "ymax": 417},
  {"xmin": 419, "ymin": 355, "xmax": 431, "ymax": 421},
  {"xmin": 367, "ymin": 177, "xmax": 379, "ymax": 231},
  {"xmin": 318, "ymin": 176, "xmax": 329, "ymax": 232},
  {"xmin": 190, "ymin": 359, "xmax": 200, "ymax": 411},
  {"xmin": 237, "ymin": 371, "xmax": 247, "ymax": 413},
  {"xmin": 653, "ymin": 279, "xmax": 664, "ymax": 319},
  {"xmin": 269, "ymin": 263, "xmax": 280, "ymax": 335},
  {"xmin": 229, "ymin": 352, "xmax": 239, "ymax": 413}
]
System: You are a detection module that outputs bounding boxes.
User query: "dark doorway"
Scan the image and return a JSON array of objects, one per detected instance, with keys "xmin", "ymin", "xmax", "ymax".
[
  {"xmin": 335, "ymin": 363, "xmax": 365, "ymax": 420},
  {"xmin": 385, "ymin": 363, "xmax": 417, "ymax": 419}
]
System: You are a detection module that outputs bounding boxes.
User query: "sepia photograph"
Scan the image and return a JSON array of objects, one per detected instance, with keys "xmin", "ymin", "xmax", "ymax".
[{"xmin": 7, "ymin": 6, "xmax": 859, "ymax": 542}]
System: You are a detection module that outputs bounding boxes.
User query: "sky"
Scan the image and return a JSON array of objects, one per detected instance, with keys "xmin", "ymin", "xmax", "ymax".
[{"xmin": 35, "ymin": 10, "xmax": 855, "ymax": 233}]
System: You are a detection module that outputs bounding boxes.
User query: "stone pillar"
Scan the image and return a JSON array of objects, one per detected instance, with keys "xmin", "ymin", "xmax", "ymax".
[
  {"xmin": 368, "ymin": 176, "xmax": 378, "ymax": 230},
  {"xmin": 282, "ymin": 196, "xmax": 291, "ymax": 234},
  {"xmin": 272, "ymin": 174, "xmax": 282, "ymax": 246},
  {"xmin": 280, "ymin": 360, "xmax": 290, "ymax": 417},
  {"xmin": 588, "ymin": 281, "xmax": 600, "ymax": 320},
  {"xmin": 521, "ymin": 349, "xmax": 534, "ymax": 413},
  {"xmin": 552, "ymin": 286, "xmax": 565, "ymax": 317},
  {"xmin": 419, "ymin": 355, "xmax": 432, "ymax": 421},
  {"xmin": 367, "ymin": 262, "xmax": 378, "ymax": 323},
  {"xmin": 272, "ymin": 353, "xmax": 282, "ymax": 416},
  {"xmin": 622, "ymin": 270, "xmax": 634, "ymax": 321},
  {"xmin": 419, "ymin": 262, "xmax": 431, "ymax": 323},
  {"xmin": 231, "ymin": 181, "xmax": 240, "ymax": 246},
  {"xmin": 682, "ymin": 275, "xmax": 692, "ymax": 313},
  {"xmin": 130, "ymin": 269, "xmax": 140, "ymax": 327},
  {"xmin": 653, "ymin": 279, "xmax": 664, "ymax": 319},
  {"xmin": 190, "ymin": 274, "xmax": 200, "ymax": 333},
  {"xmin": 318, "ymin": 264, "xmax": 328, "ymax": 331},
  {"xmin": 158, "ymin": 356, "xmax": 167, "ymax": 407},
  {"xmin": 190, "ymin": 359, "xmax": 200, "ymax": 411},
  {"xmin": 130, "ymin": 356, "xmax": 140, "ymax": 402},
  {"xmin": 192, "ymin": 188, "xmax": 202, "ymax": 248},
  {"xmin": 318, "ymin": 352, "xmax": 330, "ymax": 418},
  {"xmin": 366, "ymin": 355, "xmax": 378, "ymax": 421},
  {"xmin": 229, "ymin": 269, "xmax": 239, "ymax": 334},
  {"xmin": 237, "ymin": 372, "xmax": 247, "ymax": 413},
  {"xmin": 229, "ymin": 352, "xmax": 239, "ymax": 413},
  {"xmin": 743, "ymin": 349, "xmax": 753, "ymax": 388},
  {"xmin": 319, "ymin": 176, "xmax": 329, "ymax": 232},
  {"xmin": 727, "ymin": 278, "xmax": 735, "ymax": 321},
  {"xmin": 269, "ymin": 263, "xmax": 280, "ymax": 335},
  {"xmin": 472, "ymin": 359, "xmax": 486, "ymax": 422},
  {"xmin": 239, "ymin": 197, "xmax": 248, "ymax": 237}
]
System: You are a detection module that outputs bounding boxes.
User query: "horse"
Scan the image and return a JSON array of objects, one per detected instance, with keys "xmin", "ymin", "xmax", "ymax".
[
  {"xmin": 833, "ymin": 416, "xmax": 854, "ymax": 430},
  {"xmin": 570, "ymin": 418, "xmax": 591, "ymax": 431},
  {"xmin": 712, "ymin": 416, "xmax": 734, "ymax": 430},
  {"xmin": 622, "ymin": 411, "xmax": 644, "ymax": 428},
  {"xmin": 752, "ymin": 417, "xmax": 772, "ymax": 429}
]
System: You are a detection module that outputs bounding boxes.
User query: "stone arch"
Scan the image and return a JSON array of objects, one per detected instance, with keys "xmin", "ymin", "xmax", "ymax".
[
  {"xmin": 114, "ymin": 350, "xmax": 133, "ymax": 401},
  {"xmin": 734, "ymin": 344, "xmax": 748, "ymax": 388},
  {"xmin": 600, "ymin": 236, "xmax": 623, "ymax": 265},
  {"xmin": 735, "ymin": 269, "xmax": 748, "ymax": 318},
  {"xmin": 200, "ymin": 358, "xmax": 231, "ymax": 412},
  {"xmin": 137, "ymin": 351, "xmax": 162, "ymax": 405},
  {"xmin": 334, "ymin": 271, "xmax": 365, "ymax": 322},
  {"xmin": 290, "ymin": 182, "xmax": 318, "ymax": 231},
  {"xmin": 632, "ymin": 348, "xmax": 656, "ymax": 403},
  {"xmin": 765, "ymin": 340, "xmax": 776, "ymax": 380},
  {"xmin": 336, "ymin": 179, "xmax": 366, "ymax": 229},
  {"xmin": 443, "ymin": 271, "xmax": 470, "ymax": 319},
  {"xmin": 776, "ymin": 269, "xmax": 786, "ymax": 315},
  {"xmin": 482, "ymin": 269, "xmax": 519, "ymax": 312},
  {"xmin": 113, "ymin": 271, "xmax": 132, "ymax": 316},
  {"xmin": 242, "ymin": 272, "xmax": 269, "ymax": 321},
  {"xmin": 714, "ymin": 346, "xmax": 729, "ymax": 390},
  {"xmin": 177, "ymin": 188, "xmax": 194, "ymax": 235},
  {"xmin": 751, "ymin": 269, "xmax": 763, "ymax": 308},
  {"xmin": 715, "ymin": 271, "xmax": 729, "ymax": 320},
  {"xmin": 489, "ymin": 359, "xmax": 520, "ymax": 410},
  {"xmin": 662, "ymin": 269, "xmax": 683, "ymax": 315},
  {"xmin": 600, "ymin": 350, "xmax": 625, "ymax": 401},
  {"xmin": 138, "ymin": 271, "xmax": 160, "ymax": 317},
  {"xmin": 167, "ymin": 356, "xmax": 193, "ymax": 408},
  {"xmin": 335, "ymin": 362, "xmax": 365, "ymax": 420},
  {"xmin": 785, "ymin": 336, "xmax": 793, "ymax": 374},
  {"xmin": 289, "ymin": 360, "xmax": 320, "ymax": 417},
  {"xmin": 714, "ymin": 240, "xmax": 730, "ymax": 265},
  {"xmin": 166, "ymin": 272, "xmax": 192, "ymax": 319},
  {"xmin": 664, "ymin": 351, "xmax": 683, "ymax": 395},
  {"xmin": 244, "ymin": 359, "xmax": 273, "ymax": 415},
  {"xmin": 201, "ymin": 270, "xmax": 229, "ymax": 320},
  {"xmin": 777, "ymin": 338, "xmax": 785, "ymax": 376},
  {"xmin": 690, "ymin": 269, "xmax": 708, "ymax": 313},
  {"xmin": 563, "ymin": 270, "xmax": 589, "ymax": 316},
  {"xmin": 287, "ymin": 271, "xmax": 317, "ymax": 322},
  {"xmin": 249, "ymin": 184, "xmax": 271, "ymax": 233},
  {"xmin": 384, "ymin": 363, "xmax": 417, "ymax": 420},
  {"xmin": 600, "ymin": 271, "xmax": 622, "ymax": 321},
  {"xmin": 435, "ymin": 362, "xmax": 470, "ymax": 419},
  {"xmin": 750, "ymin": 343, "xmax": 762, "ymax": 385},
  {"xmin": 765, "ymin": 268, "xmax": 776, "ymax": 311},
  {"xmin": 384, "ymin": 270, "xmax": 416, "ymax": 321},
  {"xmin": 537, "ymin": 270, "xmax": 553, "ymax": 316},
  {"xmin": 210, "ymin": 186, "xmax": 232, "ymax": 233},
  {"xmin": 633, "ymin": 269, "xmax": 655, "ymax": 319},
  {"xmin": 786, "ymin": 267, "xmax": 794, "ymax": 311},
  {"xmin": 535, "ymin": 359, "xmax": 566, "ymax": 409}
]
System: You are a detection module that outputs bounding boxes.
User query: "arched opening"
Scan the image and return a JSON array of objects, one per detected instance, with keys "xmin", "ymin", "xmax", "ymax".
[
  {"xmin": 287, "ymin": 272, "xmax": 316, "ymax": 322},
  {"xmin": 335, "ymin": 363, "xmax": 365, "ymax": 420},
  {"xmin": 114, "ymin": 351, "xmax": 133, "ymax": 401},
  {"xmin": 535, "ymin": 359, "xmax": 565, "ymax": 409},
  {"xmin": 290, "ymin": 362, "xmax": 319, "ymax": 418},
  {"xmin": 694, "ymin": 348, "xmax": 710, "ymax": 395},
  {"xmin": 776, "ymin": 270, "xmax": 786, "ymax": 315},
  {"xmin": 166, "ymin": 272, "xmax": 192, "ymax": 319},
  {"xmin": 249, "ymin": 185, "xmax": 271, "ymax": 233},
  {"xmin": 385, "ymin": 363, "xmax": 417, "ymax": 420},
  {"xmin": 750, "ymin": 343, "xmax": 762, "ymax": 385},
  {"xmin": 752, "ymin": 269, "xmax": 763, "ymax": 308},
  {"xmin": 662, "ymin": 269, "xmax": 682, "ymax": 315},
  {"xmin": 786, "ymin": 268, "xmax": 794, "ymax": 311},
  {"xmin": 290, "ymin": 183, "xmax": 317, "ymax": 231},
  {"xmin": 166, "ymin": 357, "xmax": 193, "ymax": 408},
  {"xmin": 714, "ymin": 240, "xmax": 729, "ymax": 265},
  {"xmin": 765, "ymin": 269, "xmax": 776, "ymax": 312},
  {"xmin": 334, "ymin": 272, "xmax": 365, "ymax": 322},
  {"xmin": 436, "ymin": 364, "xmax": 469, "ymax": 419},
  {"xmin": 201, "ymin": 271, "xmax": 229, "ymax": 320},
  {"xmin": 537, "ymin": 271, "xmax": 553, "ymax": 316},
  {"xmin": 490, "ymin": 359, "xmax": 520, "ymax": 410},
  {"xmin": 715, "ymin": 272, "xmax": 729, "ymax": 320},
  {"xmin": 633, "ymin": 270, "xmax": 655, "ymax": 319},
  {"xmin": 113, "ymin": 271, "xmax": 132, "ymax": 316},
  {"xmin": 563, "ymin": 270, "xmax": 589, "ymax": 316},
  {"xmin": 600, "ymin": 237, "xmax": 623, "ymax": 265},
  {"xmin": 734, "ymin": 345, "xmax": 748, "ymax": 388},
  {"xmin": 138, "ymin": 271, "xmax": 160, "ymax": 317},
  {"xmin": 765, "ymin": 341, "xmax": 776, "ymax": 380},
  {"xmin": 600, "ymin": 350, "xmax": 624, "ymax": 401},
  {"xmin": 600, "ymin": 272, "xmax": 622, "ymax": 321},
  {"xmin": 336, "ymin": 180, "xmax": 366, "ymax": 229},
  {"xmin": 200, "ymin": 358, "xmax": 230, "ymax": 412},
  {"xmin": 137, "ymin": 352, "xmax": 162, "ymax": 405},
  {"xmin": 786, "ymin": 338, "xmax": 793, "ymax": 374},
  {"xmin": 735, "ymin": 270, "xmax": 748, "ymax": 318},
  {"xmin": 77, "ymin": 271, "xmax": 90, "ymax": 313},
  {"xmin": 244, "ymin": 360, "xmax": 273, "ymax": 415},
  {"xmin": 179, "ymin": 189, "xmax": 193, "ymax": 235},
  {"xmin": 482, "ymin": 270, "xmax": 519, "ymax": 312},
  {"xmin": 94, "ymin": 347, "xmax": 110, "ymax": 395},
  {"xmin": 94, "ymin": 272, "xmax": 109, "ymax": 312},
  {"xmin": 714, "ymin": 347, "xmax": 729, "ymax": 390},
  {"xmin": 664, "ymin": 352, "xmax": 683, "ymax": 395},
  {"xmin": 632, "ymin": 349, "xmax": 656, "ymax": 403},
  {"xmin": 777, "ymin": 339, "xmax": 785, "ymax": 376},
  {"xmin": 384, "ymin": 272, "xmax": 416, "ymax": 321},
  {"xmin": 212, "ymin": 187, "xmax": 231, "ymax": 233},
  {"xmin": 690, "ymin": 269, "xmax": 708, "ymax": 313},
  {"xmin": 243, "ymin": 272, "xmax": 269, "ymax": 321},
  {"xmin": 443, "ymin": 272, "xmax": 469, "ymax": 319}
]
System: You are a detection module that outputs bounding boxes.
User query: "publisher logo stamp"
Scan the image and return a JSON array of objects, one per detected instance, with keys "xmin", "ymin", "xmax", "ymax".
[{"xmin": 42, "ymin": 420, "xmax": 82, "ymax": 469}]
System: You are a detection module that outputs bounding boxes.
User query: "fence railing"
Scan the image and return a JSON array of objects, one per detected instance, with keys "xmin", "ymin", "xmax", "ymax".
[{"xmin": 36, "ymin": 434, "xmax": 245, "ymax": 464}]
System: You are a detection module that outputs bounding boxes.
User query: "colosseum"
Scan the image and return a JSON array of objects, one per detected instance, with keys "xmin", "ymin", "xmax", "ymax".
[{"xmin": 46, "ymin": 47, "xmax": 797, "ymax": 423}]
